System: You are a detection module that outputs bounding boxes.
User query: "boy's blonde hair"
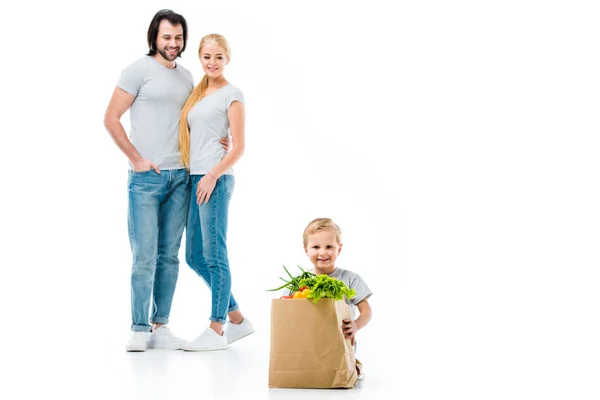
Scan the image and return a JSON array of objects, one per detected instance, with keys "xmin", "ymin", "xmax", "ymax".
[{"xmin": 303, "ymin": 218, "xmax": 342, "ymax": 248}]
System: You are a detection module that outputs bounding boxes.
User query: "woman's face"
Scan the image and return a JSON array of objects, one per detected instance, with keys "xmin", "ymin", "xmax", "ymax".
[{"xmin": 200, "ymin": 43, "xmax": 228, "ymax": 79}]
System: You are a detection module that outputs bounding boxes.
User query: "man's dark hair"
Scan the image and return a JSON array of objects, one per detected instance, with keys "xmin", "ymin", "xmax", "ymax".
[{"xmin": 146, "ymin": 9, "xmax": 188, "ymax": 56}]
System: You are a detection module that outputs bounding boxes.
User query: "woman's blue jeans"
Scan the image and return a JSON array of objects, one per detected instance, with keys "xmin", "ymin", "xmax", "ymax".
[{"xmin": 186, "ymin": 174, "xmax": 239, "ymax": 324}]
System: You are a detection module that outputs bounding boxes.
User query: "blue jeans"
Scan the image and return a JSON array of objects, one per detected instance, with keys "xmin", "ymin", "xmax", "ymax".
[
  {"xmin": 186, "ymin": 174, "xmax": 239, "ymax": 324},
  {"xmin": 128, "ymin": 168, "xmax": 190, "ymax": 332}
]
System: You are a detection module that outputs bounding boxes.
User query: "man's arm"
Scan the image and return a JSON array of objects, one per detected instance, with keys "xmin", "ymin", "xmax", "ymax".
[{"xmin": 104, "ymin": 87, "xmax": 159, "ymax": 173}]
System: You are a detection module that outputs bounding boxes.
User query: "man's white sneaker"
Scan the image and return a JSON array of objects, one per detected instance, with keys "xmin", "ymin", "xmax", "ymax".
[
  {"xmin": 183, "ymin": 327, "xmax": 228, "ymax": 351},
  {"xmin": 148, "ymin": 326, "xmax": 187, "ymax": 350},
  {"xmin": 225, "ymin": 318, "xmax": 255, "ymax": 344},
  {"xmin": 126, "ymin": 331, "xmax": 148, "ymax": 352}
]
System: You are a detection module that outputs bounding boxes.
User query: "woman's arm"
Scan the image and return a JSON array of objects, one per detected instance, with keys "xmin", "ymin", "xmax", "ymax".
[
  {"xmin": 195, "ymin": 100, "xmax": 245, "ymax": 204},
  {"xmin": 210, "ymin": 100, "xmax": 245, "ymax": 177}
]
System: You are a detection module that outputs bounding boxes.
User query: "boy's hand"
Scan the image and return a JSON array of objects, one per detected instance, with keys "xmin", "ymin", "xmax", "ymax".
[{"xmin": 342, "ymin": 319, "xmax": 357, "ymax": 341}]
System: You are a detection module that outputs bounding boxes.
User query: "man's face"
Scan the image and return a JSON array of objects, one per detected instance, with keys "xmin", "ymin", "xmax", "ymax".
[{"xmin": 155, "ymin": 20, "xmax": 183, "ymax": 61}]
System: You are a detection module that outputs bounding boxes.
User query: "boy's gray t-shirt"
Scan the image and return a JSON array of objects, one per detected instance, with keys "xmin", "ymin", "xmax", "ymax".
[
  {"xmin": 328, "ymin": 267, "xmax": 372, "ymax": 321},
  {"xmin": 186, "ymin": 84, "xmax": 244, "ymax": 175},
  {"xmin": 117, "ymin": 56, "xmax": 194, "ymax": 170}
]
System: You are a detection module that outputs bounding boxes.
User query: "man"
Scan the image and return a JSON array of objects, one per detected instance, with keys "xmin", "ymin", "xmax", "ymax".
[{"xmin": 104, "ymin": 9, "xmax": 228, "ymax": 351}]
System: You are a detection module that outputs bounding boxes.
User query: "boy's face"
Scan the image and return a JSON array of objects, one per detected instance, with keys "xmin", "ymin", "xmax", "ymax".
[{"xmin": 304, "ymin": 229, "xmax": 342, "ymax": 273}]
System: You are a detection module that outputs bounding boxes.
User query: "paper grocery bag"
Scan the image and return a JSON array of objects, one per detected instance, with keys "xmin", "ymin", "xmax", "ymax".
[{"xmin": 269, "ymin": 298, "xmax": 358, "ymax": 389}]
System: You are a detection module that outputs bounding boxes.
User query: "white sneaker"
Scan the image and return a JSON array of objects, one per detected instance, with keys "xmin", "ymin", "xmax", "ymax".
[
  {"xmin": 183, "ymin": 327, "xmax": 228, "ymax": 351},
  {"xmin": 225, "ymin": 318, "xmax": 255, "ymax": 344},
  {"xmin": 356, "ymin": 359, "xmax": 365, "ymax": 380},
  {"xmin": 126, "ymin": 331, "xmax": 148, "ymax": 352},
  {"xmin": 148, "ymin": 326, "xmax": 187, "ymax": 350}
]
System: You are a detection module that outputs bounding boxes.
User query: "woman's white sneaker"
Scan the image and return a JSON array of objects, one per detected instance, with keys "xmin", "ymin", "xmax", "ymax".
[
  {"xmin": 183, "ymin": 327, "xmax": 228, "ymax": 351},
  {"xmin": 225, "ymin": 318, "xmax": 255, "ymax": 344}
]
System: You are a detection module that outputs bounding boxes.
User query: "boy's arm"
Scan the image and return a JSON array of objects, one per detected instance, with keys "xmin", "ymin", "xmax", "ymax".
[
  {"xmin": 342, "ymin": 298, "xmax": 372, "ymax": 341},
  {"xmin": 354, "ymin": 298, "xmax": 372, "ymax": 331}
]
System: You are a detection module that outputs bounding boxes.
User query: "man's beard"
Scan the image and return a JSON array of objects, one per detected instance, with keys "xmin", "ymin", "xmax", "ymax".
[{"xmin": 157, "ymin": 47, "xmax": 181, "ymax": 61}]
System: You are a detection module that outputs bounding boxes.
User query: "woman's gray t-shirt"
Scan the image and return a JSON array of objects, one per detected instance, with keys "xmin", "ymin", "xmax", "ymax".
[{"xmin": 187, "ymin": 84, "xmax": 244, "ymax": 175}]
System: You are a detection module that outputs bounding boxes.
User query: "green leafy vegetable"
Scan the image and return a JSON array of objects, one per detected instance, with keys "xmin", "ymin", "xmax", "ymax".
[
  {"xmin": 266, "ymin": 265, "xmax": 315, "ymax": 293},
  {"xmin": 268, "ymin": 266, "xmax": 356, "ymax": 303},
  {"xmin": 299, "ymin": 274, "xmax": 356, "ymax": 303}
]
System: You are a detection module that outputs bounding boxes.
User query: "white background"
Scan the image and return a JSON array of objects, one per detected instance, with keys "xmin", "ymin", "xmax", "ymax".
[{"xmin": 1, "ymin": 0, "xmax": 599, "ymax": 399}]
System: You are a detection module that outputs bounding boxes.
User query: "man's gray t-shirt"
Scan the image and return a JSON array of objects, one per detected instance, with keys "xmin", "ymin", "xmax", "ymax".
[
  {"xmin": 186, "ymin": 84, "xmax": 244, "ymax": 175},
  {"xmin": 117, "ymin": 56, "xmax": 194, "ymax": 170}
]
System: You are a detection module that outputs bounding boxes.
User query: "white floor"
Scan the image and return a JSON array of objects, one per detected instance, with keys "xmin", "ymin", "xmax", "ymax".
[
  {"xmin": 16, "ymin": 307, "xmax": 386, "ymax": 400},
  {"xmin": 97, "ymin": 331, "xmax": 383, "ymax": 400},
  {"xmin": 7, "ymin": 279, "xmax": 597, "ymax": 400}
]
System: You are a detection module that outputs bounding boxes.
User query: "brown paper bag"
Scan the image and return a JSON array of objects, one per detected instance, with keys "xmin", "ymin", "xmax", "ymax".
[{"xmin": 268, "ymin": 298, "xmax": 358, "ymax": 389}]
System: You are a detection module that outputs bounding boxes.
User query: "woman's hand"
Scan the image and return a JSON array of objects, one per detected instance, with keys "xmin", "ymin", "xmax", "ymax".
[{"xmin": 196, "ymin": 174, "xmax": 217, "ymax": 204}]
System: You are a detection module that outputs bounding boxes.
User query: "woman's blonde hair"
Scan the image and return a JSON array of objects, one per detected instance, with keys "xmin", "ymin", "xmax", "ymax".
[{"xmin": 179, "ymin": 34, "xmax": 232, "ymax": 168}]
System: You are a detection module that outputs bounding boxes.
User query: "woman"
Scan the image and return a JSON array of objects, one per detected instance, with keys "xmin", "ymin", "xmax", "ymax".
[{"xmin": 179, "ymin": 34, "xmax": 253, "ymax": 351}]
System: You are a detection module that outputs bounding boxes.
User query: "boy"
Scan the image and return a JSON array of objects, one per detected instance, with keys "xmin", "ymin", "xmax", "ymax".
[{"xmin": 302, "ymin": 217, "xmax": 373, "ymax": 379}]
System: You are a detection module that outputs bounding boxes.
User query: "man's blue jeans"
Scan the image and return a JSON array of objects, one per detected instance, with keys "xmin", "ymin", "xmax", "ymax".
[
  {"xmin": 186, "ymin": 174, "xmax": 239, "ymax": 324},
  {"xmin": 128, "ymin": 169, "xmax": 190, "ymax": 332}
]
